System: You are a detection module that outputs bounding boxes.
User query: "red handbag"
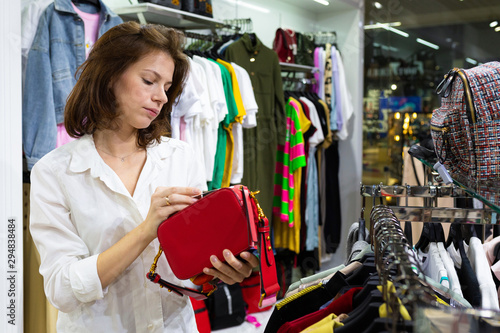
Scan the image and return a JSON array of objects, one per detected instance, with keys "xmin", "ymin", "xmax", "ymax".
[
  {"xmin": 273, "ymin": 28, "xmax": 297, "ymax": 63},
  {"xmin": 147, "ymin": 185, "xmax": 280, "ymax": 308},
  {"xmin": 240, "ymin": 271, "xmax": 273, "ymax": 314}
]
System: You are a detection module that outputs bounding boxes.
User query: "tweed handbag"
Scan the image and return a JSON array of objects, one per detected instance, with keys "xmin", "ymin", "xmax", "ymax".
[{"xmin": 431, "ymin": 61, "xmax": 500, "ymax": 181}]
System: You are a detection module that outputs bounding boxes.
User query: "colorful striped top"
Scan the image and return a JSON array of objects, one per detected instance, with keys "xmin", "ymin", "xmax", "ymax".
[{"xmin": 273, "ymin": 98, "xmax": 307, "ymax": 227}]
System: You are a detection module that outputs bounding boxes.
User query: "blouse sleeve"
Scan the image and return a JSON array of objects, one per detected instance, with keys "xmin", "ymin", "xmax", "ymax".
[{"xmin": 29, "ymin": 160, "xmax": 105, "ymax": 313}]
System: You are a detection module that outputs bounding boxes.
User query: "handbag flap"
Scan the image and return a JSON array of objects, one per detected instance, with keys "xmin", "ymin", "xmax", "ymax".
[{"xmin": 158, "ymin": 188, "xmax": 252, "ymax": 280}]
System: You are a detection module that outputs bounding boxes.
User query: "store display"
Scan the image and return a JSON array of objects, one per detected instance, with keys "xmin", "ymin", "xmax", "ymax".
[
  {"xmin": 295, "ymin": 32, "xmax": 315, "ymax": 67},
  {"xmin": 273, "ymin": 28, "xmax": 297, "ymax": 63},
  {"xmin": 431, "ymin": 62, "xmax": 500, "ymax": 181},
  {"xmin": 180, "ymin": 0, "xmax": 213, "ymax": 17},
  {"xmin": 139, "ymin": 0, "xmax": 181, "ymax": 9}
]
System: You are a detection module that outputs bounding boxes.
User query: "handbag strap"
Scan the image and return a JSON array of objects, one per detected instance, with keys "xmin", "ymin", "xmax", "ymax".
[
  {"xmin": 248, "ymin": 190, "xmax": 280, "ymax": 307},
  {"xmin": 147, "ymin": 247, "xmax": 217, "ymax": 301}
]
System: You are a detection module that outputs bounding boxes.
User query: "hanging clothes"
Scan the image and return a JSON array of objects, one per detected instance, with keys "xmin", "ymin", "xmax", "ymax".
[
  {"xmin": 21, "ymin": 0, "xmax": 54, "ymax": 80},
  {"xmin": 224, "ymin": 33, "xmax": 286, "ymax": 218},
  {"xmin": 272, "ymin": 99, "xmax": 307, "ymax": 254},
  {"xmin": 207, "ymin": 59, "xmax": 239, "ymax": 190},
  {"xmin": 22, "ymin": 0, "xmax": 122, "ymax": 170},
  {"xmin": 231, "ymin": 62, "xmax": 259, "ymax": 184}
]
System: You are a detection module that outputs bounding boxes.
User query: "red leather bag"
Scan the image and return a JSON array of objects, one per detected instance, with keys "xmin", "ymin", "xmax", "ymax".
[
  {"xmin": 240, "ymin": 271, "xmax": 273, "ymax": 314},
  {"xmin": 147, "ymin": 185, "xmax": 279, "ymax": 308},
  {"xmin": 273, "ymin": 28, "xmax": 297, "ymax": 63}
]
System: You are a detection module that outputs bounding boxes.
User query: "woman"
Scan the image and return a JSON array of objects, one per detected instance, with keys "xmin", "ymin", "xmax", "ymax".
[{"xmin": 29, "ymin": 21, "xmax": 258, "ymax": 332}]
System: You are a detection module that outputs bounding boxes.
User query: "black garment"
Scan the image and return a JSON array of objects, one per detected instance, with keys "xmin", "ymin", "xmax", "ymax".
[
  {"xmin": 264, "ymin": 272, "xmax": 349, "ymax": 333},
  {"xmin": 455, "ymin": 241, "xmax": 482, "ymax": 307},
  {"xmin": 323, "ymin": 141, "xmax": 342, "ymax": 253}
]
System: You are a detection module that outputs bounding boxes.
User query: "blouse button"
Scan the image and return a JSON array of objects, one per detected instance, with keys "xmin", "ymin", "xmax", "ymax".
[{"xmin": 147, "ymin": 323, "xmax": 154, "ymax": 330}]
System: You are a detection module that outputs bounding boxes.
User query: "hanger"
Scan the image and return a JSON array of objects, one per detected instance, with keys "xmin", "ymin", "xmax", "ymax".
[
  {"xmin": 72, "ymin": 0, "xmax": 100, "ymax": 9},
  {"xmin": 434, "ymin": 223, "xmax": 445, "ymax": 243},
  {"xmin": 362, "ymin": 318, "xmax": 414, "ymax": 333},
  {"xmin": 359, "ymin": 195, "xmax": 366, "ymax": 242},
  {"xmin": 414, "ymin": 222, "xmax": 435, "ymax": 251},
  {"xmin": 445, "ymin": 221, "xmax": 461, "ymax": 249},
  {"xmin": 247, "ymin": 33, "xmax": 257, "ymax": 46},
  {"xmin": 335, "ymin": 301, "xmax": 382, "ymax": 333}
]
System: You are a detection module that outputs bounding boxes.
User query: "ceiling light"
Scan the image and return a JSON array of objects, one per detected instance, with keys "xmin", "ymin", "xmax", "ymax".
[
  {"xmin": 313, "ymin": 0, "xmax": 330, "ymax": 5},
  {"xmin": 373, "ymin": 2, "xmax": 382, "ymax": 9},
  {"xmin": 386, "ymin": 27, "xmax": 409, "ymax": 38},
  {"xmin": 495, "ymin": 26, "xmax": 500, "ymax": 32},
  {"xmin": 224, "ymin": 0, "xmax": 270, "ymax": 13},
  {"xmin": 466, "ymin": 58, "xmax": 477, "ymax": 65},
  {"xmin": 364, "ymin": 22, "xmax": 402, "ymax": 29},
  {"xmin": 313, "ymin": 0, "xmax": 329, "ymax": 5},
  {"xmin": 416, "ymin": 38, "xmax": 439, "ymax": 50},
  {"xmin": 364, "ymin": 23, "xmax": 408, "ymax": 37},
  {"xmin": 373, "ymin": 43, "xmax": 399, "ymax": 52},
  {"xmin": 490, "ymin": 21, "xmax": 498, "ymax": 28}
]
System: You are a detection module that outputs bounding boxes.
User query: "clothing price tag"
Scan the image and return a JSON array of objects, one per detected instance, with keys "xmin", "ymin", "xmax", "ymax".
[{"xmin": 434, "ymin": 161, "xmax": 453, "ymax": 185}]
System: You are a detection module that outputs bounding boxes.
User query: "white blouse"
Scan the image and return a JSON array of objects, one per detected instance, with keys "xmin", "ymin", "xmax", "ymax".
[{"xmin": 30, "ymin": 135, "xmax": 207, "ymax": 332}]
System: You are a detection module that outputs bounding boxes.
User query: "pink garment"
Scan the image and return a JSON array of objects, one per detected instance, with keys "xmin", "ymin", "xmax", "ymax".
[
  {"xmin": 71, "ymin": 3, "xmax": 100, "ymax": 58},
  {"xmin": 56, "ymin": 4, "xmax": 99, "ymax": 147},
  {"xmin": 179, "ymin": 116, "xmax": 187, "ymax": 141},
  {"xmin": 483, "ymin": 236, "xmax": 500, "ymax": 305},
  {"xmin": 56, "ymin": 124, "xmax": 75, "ymax": 148}
]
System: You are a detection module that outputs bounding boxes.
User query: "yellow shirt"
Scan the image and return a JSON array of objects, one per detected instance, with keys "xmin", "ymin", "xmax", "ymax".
[
  {"xmin": 300, "ymin": 313, "xmax": 344, "ymax": 333},
  {"xmin": 216, "ymin": 60, "xmax": 246, "ymax": 187}
]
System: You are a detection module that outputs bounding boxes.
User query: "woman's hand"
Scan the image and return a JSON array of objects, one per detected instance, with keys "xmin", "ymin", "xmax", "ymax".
[
  {"xmin": 203, "ymin": 250, "xmax": 259, "ymax": 285},
  {"xmin": 141, "ymin": 186, "xmax": 202, "ymax": 242}
]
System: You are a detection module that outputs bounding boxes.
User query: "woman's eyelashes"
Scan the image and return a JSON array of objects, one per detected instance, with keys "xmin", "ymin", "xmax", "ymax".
[{"xmin": 142, "ymin": 78, "xmax": 153, "ymax": 85}]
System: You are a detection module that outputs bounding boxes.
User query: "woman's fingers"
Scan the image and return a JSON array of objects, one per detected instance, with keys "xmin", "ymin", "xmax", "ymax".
[{"xmin": 203, "ymin": 250, "xmax": 258, "ymax": 284}]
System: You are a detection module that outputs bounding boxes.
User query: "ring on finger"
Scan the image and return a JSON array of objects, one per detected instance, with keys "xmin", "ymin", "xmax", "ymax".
[{"xmin": 165, "ymin": 196, "xmax": 171, "ymax": 206}]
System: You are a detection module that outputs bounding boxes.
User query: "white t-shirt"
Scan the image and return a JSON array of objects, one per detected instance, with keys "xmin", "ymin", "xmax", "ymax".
[
  {"xmin": 436, "ymin": 242, "xmax": 463, "ymax": 297},
  {"xmin": 231, "ymin": 62, "xmax": 258, "ymax": 128},
  {"xmin": 299, "ymin": 97, "xmax": 325, "ymax": 147},
  {"xmin": 417, "ymin": 242, "xmax": 450, "ymax": 289},
  {"xmin": 30, "ymin": 135, "xmax": 206, "ymax": 332}
]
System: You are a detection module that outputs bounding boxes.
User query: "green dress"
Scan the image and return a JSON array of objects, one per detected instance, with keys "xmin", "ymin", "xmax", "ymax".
[{"xmin": 225, "ymin": 33, "xmax": 286, "ymax": 218}]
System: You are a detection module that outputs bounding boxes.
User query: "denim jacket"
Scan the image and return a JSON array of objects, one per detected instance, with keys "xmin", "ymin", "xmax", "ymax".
[{"xmin": 23, "ymin": 0, "xmax": 122, "ymax": 170}]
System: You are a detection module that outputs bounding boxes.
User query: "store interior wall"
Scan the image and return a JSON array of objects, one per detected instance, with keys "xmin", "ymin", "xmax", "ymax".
[
  {"xmin": 208, "ymin": 0, "xmax": 364, "ymax": 268},
  {"xmin": 1, "ymin": 1, "xmax": 23, "ymax": 332}
]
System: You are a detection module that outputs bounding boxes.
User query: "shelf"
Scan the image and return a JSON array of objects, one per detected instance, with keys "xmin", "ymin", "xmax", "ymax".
[
  {"xmin": 111, "ymin": 3, "xmax": 226, "ymax": 30},
  {"xmin": 280, "ymin": 62, "xmax": 318, "ymax": 73},
  {"xmin": 415, "ymin": 157, "xmax": 500, "ymax": 214}
]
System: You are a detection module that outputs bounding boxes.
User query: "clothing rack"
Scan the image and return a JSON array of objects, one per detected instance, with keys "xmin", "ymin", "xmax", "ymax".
[
  {"xmin": 184, "ymin": 31, "xmax": 221, "ymax": 43},
  {"xmin": 304, "ymin": 30, "xmax": 337, "ymax": 45},
  {"xmin": 361, "ymin": 183, "xmax": 500, "ymax": 222},
  {"xmin": 361, "ymin": 184, "xmax": 470, "ymax": 199},
  {"xmin": 221, "ymin": 18, "xmax": 252, "ymax": 33},
  {"xmin": 282, "ymin": 76, "xmax": 316, "ymax": 83},
  {"xmin": 370, "ymin": 205, "xmax": 439, "ymax": 326}
]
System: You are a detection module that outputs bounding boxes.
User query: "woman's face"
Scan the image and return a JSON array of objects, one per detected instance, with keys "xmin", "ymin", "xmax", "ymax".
[{"xmin": 112, "ymin": 50, "xmax": 174, "ymax": 132}]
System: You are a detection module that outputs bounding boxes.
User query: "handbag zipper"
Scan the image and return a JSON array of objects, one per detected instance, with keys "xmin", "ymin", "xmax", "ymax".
[{"xmin": 223, "ymin": 285, "xmax": 233, "ymax": 315}]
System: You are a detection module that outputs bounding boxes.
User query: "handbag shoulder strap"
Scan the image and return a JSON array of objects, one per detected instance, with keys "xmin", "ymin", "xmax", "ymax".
[{"xmin": 248, "ymin": 189, "xmax": 280, "ymax": 307}]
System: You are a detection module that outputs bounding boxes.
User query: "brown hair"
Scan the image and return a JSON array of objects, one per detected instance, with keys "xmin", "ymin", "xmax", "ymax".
[{"xmin": 64, "ymin": 21, "xmax": 189, "ymax": 147}]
